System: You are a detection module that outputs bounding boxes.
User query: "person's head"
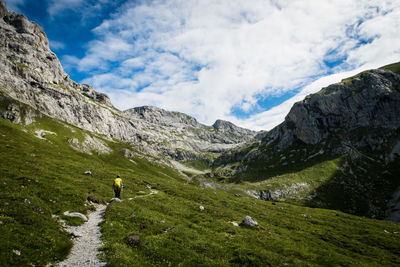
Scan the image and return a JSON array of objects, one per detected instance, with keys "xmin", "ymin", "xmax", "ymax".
[{"xmin": 117, "ymin": 175, "xmax": 120, "ymax": 178}]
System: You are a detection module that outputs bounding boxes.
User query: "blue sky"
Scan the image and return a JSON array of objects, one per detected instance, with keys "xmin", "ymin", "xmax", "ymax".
[{"xmin": 5, "ymin": 0, "xmax": 400, "ymax": 130}]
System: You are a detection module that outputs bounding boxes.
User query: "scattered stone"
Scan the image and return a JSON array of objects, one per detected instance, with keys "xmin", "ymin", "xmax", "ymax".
[
  {"xmin": 160, "ymin": 220, "xmax": 165, "ymax": 224},
  {"xmin": 146, "ymin": 184, "xmax": 152, "ymax": 189},
  {"xmin": 199, "ymin": 205, "xmax": 204, "ymax": 211},
  {"xmin": 70, "ymin": 232, "xmax": 82, "ymax": 238},
  {"xmin": 84, "ymin": 170, "xmax": 92, "ymax": 175},
  {"xmin": 127, "ymin": 198, "xmax": 133, "ymax": 200},
  {"xmin": 35, "ymin": 130, "xmax": 56, "ymax": 140},
  {"xmin": 383, "ymin": 229, "xmax": 389, "ymax": 233},
  {"xmin": 231, "ymin": 222, "xmax": 239, "ymax": 227},
  {"xmin": 12, "ymin": 249, "xmax": 21, "ymax": 256},
  {"xmin": 240, "ymin": 216, "xmax": 258, "ymax": 227},
  {"xmin": 110, "ymin": 198, "xmax": 122, "ymax": 203},
  {"xmin": 302, "ymin": 214, "xmax": 312, "ymax": 218},
  {"xmin": 63, "ymin": 211, "xmax": 88, "ymax": 222},
  {"xmin": 87, "ymin": 196, "xmax": 99, "ymax": 204},
  {"xmin": 35, "ymin": 207, "xmax": 44, "ymax": 214},
  {"xmin": 163, "ymin": 227, "xmax": 174, "ymax": 234},
  {"xmin": 235, "ymin": 193, "xmax": 241, "ymax": 197},
  {"xmin": 24, "ymin": 198, "xmax": 30, "ymax": 204},
  {"xmin": 126, "ymin": 235, "xmax": 140, "ymax": 247},
  {"xmin": 259, "ymin": 190, "xmax": 273, "ymax": 201}
]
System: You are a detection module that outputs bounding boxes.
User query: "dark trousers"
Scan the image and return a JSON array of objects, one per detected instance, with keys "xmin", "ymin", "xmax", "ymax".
[{"xmin": 114, "ymin": 186, "xmax": 121, "ymax": 199}]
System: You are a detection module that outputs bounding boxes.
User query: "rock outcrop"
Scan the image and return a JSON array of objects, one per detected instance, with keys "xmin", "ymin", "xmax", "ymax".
[
  {"xmin": 213, "ymin": 64, "xmax": 400, "ymax": 220},
  {"xmin": 268, "ymin": 69, "xmax": 400, "ymax": 149},
  {"xmin": 0, "ymin": 0, "xmax": 257, "ymax": 163}
]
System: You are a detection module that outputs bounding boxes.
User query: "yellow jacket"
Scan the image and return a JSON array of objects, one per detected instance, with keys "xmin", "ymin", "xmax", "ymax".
[{"xmin": 114, "ymin": 178, "xmax": 122, "ymax": 188}]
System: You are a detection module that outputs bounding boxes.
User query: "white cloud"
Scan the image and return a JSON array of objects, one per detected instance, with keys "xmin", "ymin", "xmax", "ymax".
[
  {"xmin": 47, "ymin": 0, "xmax": 114, "ymax": 20},
  {"xmin": 70, "ymin": 0, "xmax": 400, "ymax": 130},
  {"xmin": 47, "ymin": 0, "xmax": 84, "ymax": 17},
  {"xmin": 49, "ymin": 39, "xmax": 65, "ymax": 50}
]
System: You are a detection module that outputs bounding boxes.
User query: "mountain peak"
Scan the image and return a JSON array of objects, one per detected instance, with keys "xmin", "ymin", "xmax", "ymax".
[{"xmin": 212, "ymin": 119, "xmax": 235, "ymax": 129}]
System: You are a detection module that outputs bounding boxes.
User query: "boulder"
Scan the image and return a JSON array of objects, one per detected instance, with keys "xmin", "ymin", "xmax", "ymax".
[
  {"xmin": 259, "ymin": 190, "xmax": 273, "ymax": 201},
  {"xmin": 240, "ymin": 216, "xmax": 258, "ymax": 227},
  {"xmin": 63, "ymin": 211, "xmax": 88, "ymax": 222}
]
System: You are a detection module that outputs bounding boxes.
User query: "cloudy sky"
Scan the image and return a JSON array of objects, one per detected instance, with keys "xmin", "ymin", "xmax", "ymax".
[{"xmin": 5, "ymin": 0, "xmax": 400, "ymax": 130}]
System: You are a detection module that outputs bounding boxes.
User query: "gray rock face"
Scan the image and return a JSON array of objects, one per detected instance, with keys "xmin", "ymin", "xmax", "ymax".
[
  {"xmin": 269, "ymin": 69, "xmax": 400, "ymax": 149},
  {"xmin": 240, "ymin": 216, "xmax": 258, "ymax": 227},
  {"xmin": 0, "ymin": 0, "xmax": 7, "ymax": 18},
  {"xmin": 0, "ymin": 6, "xmax": 257, "ymax": 163}
]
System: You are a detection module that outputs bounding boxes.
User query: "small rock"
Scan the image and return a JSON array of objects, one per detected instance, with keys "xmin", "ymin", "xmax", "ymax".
[
  {"xmin": 163, "ymin": 227, "xmax": 174, "ymax": 234},
  {"xmin": 235, "ymin": 194, "xmax": 241, "ymax": 197},
  {"xmin": 383, "ymin": 229, "xmax": 389, "ymax": 233},
  {"xmin": 71, "ymin": 232, "xmax": 82, "ymax": 238},
  {"xmin": 84, "ymin": 170, "xmax": 92, "ymax": 175},
  {"xmin": 302, "ymin": 214, "xmax": 312, "ymax": 218},
  {"xmin": 63, "ymin": 211, "xmax": 88, "ymax": 221},
  {"xmin": 199, "ymin": 205, "xmax": 204, "ymax": 211},
  {"xmin": 160, "ymin": 220, "xmax": 165, "ymax": 224},
  {"xmin": 231, "ymin": 222, "xmax": 239, "ymax": 227},
  {"xmin": 126, "ymin": 235, "xmax": 140, "ymax": 247},
  {"xmin": 24, "ymin": 198, "xmax": 30, "ymax": 204},
  {"xmin": 240, "ymin": 216, "xmax": 258, "ymax": 227},
  {"xmin": 35, "ymin": 207, "xmax": 44, "ymax": 214},
  {"xmin": 87, "ymin": 196, "xmax": 99, "ymax": 203},
  {"xmin": 110, "ymin": 198, "xmax": 122, "ymax": 202},
  {"xmin": 13, "ymin": 249, "xmax": 21, "ymax": 256}
]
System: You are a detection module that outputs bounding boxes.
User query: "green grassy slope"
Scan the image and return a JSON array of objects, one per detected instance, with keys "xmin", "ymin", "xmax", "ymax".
[
  {"xmin": 380, "ymin": 61, "xmax": 400, "ymax": 75},
  {"xmin": 212, "ymin": 128, "xmax": 400, "ymax": 219},
  {"xmin": 0, "ymin": 107, "xmax": 400, "ymax": 266}
]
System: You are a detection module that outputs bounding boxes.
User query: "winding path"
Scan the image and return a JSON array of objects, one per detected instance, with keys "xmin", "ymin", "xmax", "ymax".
[{"xmin": 57, "ymin": 204, "xmax": 107, "ymax": 267}]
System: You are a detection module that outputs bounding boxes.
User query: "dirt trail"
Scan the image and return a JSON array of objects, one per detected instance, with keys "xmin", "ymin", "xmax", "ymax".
[{"xmin": 57, "ymin": 204, "xmax": 107, "ymax": 267}]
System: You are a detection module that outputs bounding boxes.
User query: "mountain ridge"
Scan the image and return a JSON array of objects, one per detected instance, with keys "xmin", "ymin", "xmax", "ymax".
[{"xmin": 0, "ymin": 3, "xmax": 257, "ymax": 165}]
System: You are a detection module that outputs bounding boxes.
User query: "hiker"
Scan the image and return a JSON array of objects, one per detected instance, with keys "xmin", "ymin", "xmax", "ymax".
[{"xmin": 113, "ymin": 175, "xmax": 123, "ymax": 199}]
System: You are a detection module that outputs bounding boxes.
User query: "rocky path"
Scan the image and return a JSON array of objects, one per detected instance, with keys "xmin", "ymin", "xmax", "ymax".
[{"xmin": 57, "ymin": 204, "xmax": 107, "ymax": 267}]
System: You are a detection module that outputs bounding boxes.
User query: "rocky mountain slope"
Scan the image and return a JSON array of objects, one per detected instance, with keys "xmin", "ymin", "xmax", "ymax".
[
  {"xmin": 0, "ymin": 1, "xmax": 256, "ymax": 165},
  {"xmin": 213, "ymin": 63, "xmax": 400, "ymax": 220},
  {"xmin": 1, "ymin": 1, "xmax": 400, "ymax": 265}
]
